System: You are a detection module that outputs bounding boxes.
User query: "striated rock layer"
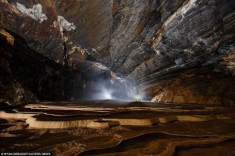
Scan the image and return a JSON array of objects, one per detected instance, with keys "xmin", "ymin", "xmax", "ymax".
[
  {"xmin": 0, "ymin": 102, "xmax": 235, "ymax": 155},
  {"xmin": 148, "ymin": 66, "xmax": 235, "ymax": 105},
  {"xmin": 0, "ymin": 0, "xmax": 235, "ymax": 105}
]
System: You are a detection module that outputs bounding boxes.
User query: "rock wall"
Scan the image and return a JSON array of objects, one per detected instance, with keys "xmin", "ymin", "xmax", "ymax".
[
  {"xmin": 0, "ymin": 28, "xmax": 83, "ymax": 106},
  {"xmin": 148, "ymin": 67, "xmax": 235, "ymax": 106},
  {"xmin": 0, "ymin": 0, "xmax": 234, "ymax": 105}
]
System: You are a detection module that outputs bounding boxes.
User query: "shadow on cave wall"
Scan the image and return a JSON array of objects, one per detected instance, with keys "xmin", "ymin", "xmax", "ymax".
[
  {"xmin": 0, "ymin": 29, "xmax": 86, "ymax": 105},
  {"xmin": 0, "ymin": 28, "xmax": 130, "ymax": 106}
]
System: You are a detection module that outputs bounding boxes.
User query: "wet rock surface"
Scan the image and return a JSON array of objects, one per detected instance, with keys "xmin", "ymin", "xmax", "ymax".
[{"xmin": 0, "ymin": 101, "xmax": 235, "ymax": 155}]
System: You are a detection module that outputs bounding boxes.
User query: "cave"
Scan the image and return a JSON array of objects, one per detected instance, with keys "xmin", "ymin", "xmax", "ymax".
[{"xmin": 0, "ymin": 0, "xmax": 235, "ymax": 155}]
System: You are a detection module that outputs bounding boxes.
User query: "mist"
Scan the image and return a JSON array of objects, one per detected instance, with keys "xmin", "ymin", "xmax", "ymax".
[{"xmin": 75, "ymin": 72, "xmax": 141, "ymax": 101}]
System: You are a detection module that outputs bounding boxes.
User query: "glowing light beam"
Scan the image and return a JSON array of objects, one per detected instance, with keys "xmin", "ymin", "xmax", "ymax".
[{"xmin": 106, "ymin": 94, "xmax": 111, "ymax": 100}]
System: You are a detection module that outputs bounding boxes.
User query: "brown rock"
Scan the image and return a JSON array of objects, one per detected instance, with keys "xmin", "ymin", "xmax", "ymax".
[
  {"xmin": 0, "ymin": 58, "xmax": 11, "ymax": 75},
  {"xmin": 0, "ymin": 28, "xmax": 14, "ymax": 45},
  {"xmin": 148, "ymin": 67, "xmax": 235, "ymax": 106},
  {"xmin": 0, "ymin": 0, "xmax": 8, "ymax": 3}
]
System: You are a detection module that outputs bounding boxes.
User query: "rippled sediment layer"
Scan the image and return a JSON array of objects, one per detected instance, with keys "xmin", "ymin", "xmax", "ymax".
[{"xmin": 0, "ymin": 101, "xmax": 234, "ymax": 155}]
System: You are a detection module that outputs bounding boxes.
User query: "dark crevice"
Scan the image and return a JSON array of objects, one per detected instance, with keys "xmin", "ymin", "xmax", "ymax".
[{"xmin": 63, "ymin": 41, "xmax": 68, "ymax": 67}]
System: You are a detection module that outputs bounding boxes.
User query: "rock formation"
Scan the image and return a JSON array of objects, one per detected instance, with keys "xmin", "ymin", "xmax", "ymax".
[
  {"xmin": 0, "ymin": 0, "xmax": 234, "ymax": 105},
  {"xmin": 0, "ymin": 101, "xmax": 235, "ymax": 155}
]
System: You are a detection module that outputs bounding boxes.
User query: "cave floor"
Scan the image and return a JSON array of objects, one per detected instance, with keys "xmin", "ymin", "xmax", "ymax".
[{"xmin": 0, "ymin": 101, "xmax": 235, "ymax": 156}]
